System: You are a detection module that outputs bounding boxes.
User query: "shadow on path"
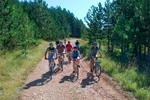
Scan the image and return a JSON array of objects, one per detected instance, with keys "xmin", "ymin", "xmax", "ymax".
[
  {"xmin": 80, "ymin": 73, "xmax": 100, "ymax": 88},
  {"xmin": 59, "ymin": 73, "xmax": 77, "ymax": 83},
  {"xmin": 24, "ymin": 71, "xmax": 51, "ymax": 89},
  {"xmin": 53, "ymin": 67, "xmax": 62, "ymax": 75}
]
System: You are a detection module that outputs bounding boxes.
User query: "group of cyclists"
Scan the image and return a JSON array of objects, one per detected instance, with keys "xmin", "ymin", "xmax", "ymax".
[{"xmin": 45, "ymin": 38, "xmax": 103, "ymax": 74}]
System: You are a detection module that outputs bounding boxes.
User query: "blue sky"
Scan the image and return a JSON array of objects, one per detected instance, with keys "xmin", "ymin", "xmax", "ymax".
[{"xmin": 20, "ymin": 0, "xmax": 110, "ymax": 24}]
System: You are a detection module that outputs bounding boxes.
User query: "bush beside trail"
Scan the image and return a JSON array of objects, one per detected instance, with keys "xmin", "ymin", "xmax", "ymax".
[{"xmin": 80, "ymin": 41, "xmax": 150, "ymax": 100}]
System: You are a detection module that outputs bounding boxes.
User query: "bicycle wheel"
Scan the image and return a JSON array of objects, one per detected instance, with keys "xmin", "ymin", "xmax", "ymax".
[
  {"xmin": 69, "ymin": 55, "xmax": 71, "ymax": 62},
  {"xmin": 61, "ymin": 61, "xmax": 63, "ymax": 71},
  {"xmin": 49, "ymin": 66, "xmax": 53, "ymax": 79},
  {"xmin": 95, "ymin": 64, "xmax": 102, "ymax": 77},
  {"xmin": 76, "ymin": 66, "xmax": 79, "ymax": 79}
]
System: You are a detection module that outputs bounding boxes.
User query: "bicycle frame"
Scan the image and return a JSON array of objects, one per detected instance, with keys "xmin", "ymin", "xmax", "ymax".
[
  {"xmin": 58, "ymin": 53, "xmax": 64, "ymax": 63},
  {"xmin": 93, "ymin": 58, "xmax": 99, "ymax": 66},
  {"xmin": 74, "ymin": 58, "xmax": 80, "ymax": 78},
  {"xmin": 92, "ymin": 56, "xmax": 102, "ymax": 77},
  {"xmin": 58, "ymin": 52, "xmax": 65, "ymax": 71},
  {"xmin": 67, "ymin": 51, "xmax": 72, "ymax": 61},
  {"xmin": 49, "ymin": 59, "xmax": 54, "ymax": 72}
]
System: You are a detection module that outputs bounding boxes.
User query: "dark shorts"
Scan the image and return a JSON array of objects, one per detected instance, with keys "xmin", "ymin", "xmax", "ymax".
[
  {"xmin": 48, "ymin": 54, "xmax": 55, "ymax": 60},
  {"xmin": 73, "ymin": 57, "xmax": 80, "ymax": 61},
  {"xmin": 90, "ymin": 54, "xmax": 97, "ymax": 59}
]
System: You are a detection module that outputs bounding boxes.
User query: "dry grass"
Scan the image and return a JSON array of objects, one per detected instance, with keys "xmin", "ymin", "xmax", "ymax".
[{"xmin": 0, "ymin": 40, "xmax": 49, "ymax": 100}]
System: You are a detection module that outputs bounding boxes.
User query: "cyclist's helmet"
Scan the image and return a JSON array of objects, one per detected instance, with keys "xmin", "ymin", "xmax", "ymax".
[
  {"xmin": 76, "ymin": 40, "xmax": 78, "ymax": 42},
  {"xmin": 74, "ymin": 46, "xmax": 77, "ymax": 49},
  {"xmin": 93, "ymin": 42, "xmax": 97, "ymax": 45},
  {"xmin": 59, "ymin": 41, "xmax": 63, "ymax": 44},
  {"xmin": 57, "ymin": 38, "xmax": 59, "ymax": 41},
  {"xmin": 49, "ymin": 42, "xmax": 54, "ymax": 46},
  {"xmin": 68, "ymin": 41, "xmax": 70, "ymax": 43}
]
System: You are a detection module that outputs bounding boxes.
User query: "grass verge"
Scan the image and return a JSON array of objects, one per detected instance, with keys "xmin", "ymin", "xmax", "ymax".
[
  {"xmin": 80, "ymin": 40, "xmax": 150, "ymax": 100},
  {"xmin": 0, "ymin": 39, "xmax": 49, "ymax": 100}
]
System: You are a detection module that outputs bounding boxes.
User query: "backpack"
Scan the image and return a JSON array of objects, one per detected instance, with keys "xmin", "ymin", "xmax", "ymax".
[{"xmin": 73, "ymin": 50, "xmax": 79, "ymax": 57}]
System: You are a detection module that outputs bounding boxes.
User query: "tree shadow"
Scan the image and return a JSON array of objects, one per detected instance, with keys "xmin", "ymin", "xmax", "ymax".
[
  {"xmin": 59, "ymin": 73, "xmax": 77, "ymax": 83},
  {"xmin": 80, "ymin": 73, "xmax": 100, "ymax": 88},
  {"xmin": 23, "ymin": 71, "xmax": 51, "ymax": 89}
]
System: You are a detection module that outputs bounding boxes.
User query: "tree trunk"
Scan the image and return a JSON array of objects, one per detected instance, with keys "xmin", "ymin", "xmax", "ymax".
[
  {"xmin": 136, "ymin": 45, "xmax": 140, "ymax": 69},
  {"xmin": 108, "ymin": 31, "xmax": 110, "ymax": 52},
  {"xmin": 146, "ymin": 39, "xmax": 150, "ymax": 74},
  {"xmin": 123, "ymin": 43, "xmax": 126, "ymax": 63},
  {"xmin": 139, "ymin": 45, "xmax": 142, "ymax": 59},
  {"xmin": 111, "ymin": 39, "xmax": 114, "ymax": 52},
  {"xmin": 121, "ymin": 41, "xmax": 124, "ymax": 68},
  {"xmin": 111, "ymin": 43, "xmax": 114, "ymax": 52},
  {"xmin": 133, "ymin": 44, "xmax": 136, "ymax": 56},
  {"xmin": 144, "ymin": 43, "xmax": 146, "ymax": 59},
  {"xmin": 127, "ymin": 42, "xmax": 129, "ymax": 51},
  {"xmin": 99, "ymin": 41, "xmax": 101, "ymax": 49}
]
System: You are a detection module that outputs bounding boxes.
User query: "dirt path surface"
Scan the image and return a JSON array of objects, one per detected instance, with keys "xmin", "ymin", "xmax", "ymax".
[{"xmin": 20, "ymin": 39, "xmax": 133, "ymax": 100}]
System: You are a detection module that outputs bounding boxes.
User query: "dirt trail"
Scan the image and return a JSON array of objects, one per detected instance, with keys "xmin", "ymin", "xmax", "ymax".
[{"xmin": 20, "ymin": 39, "xmax": 133, "ymax": 100}]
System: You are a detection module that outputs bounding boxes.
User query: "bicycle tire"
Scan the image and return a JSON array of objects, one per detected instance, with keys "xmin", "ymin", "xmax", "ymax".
[
  {"xmin": 92, "ymin": 64, "xmax": 95, "ymax": 74},
  {"xmin": 69, "ymin": 55, "xmax": 71, "ymax": 62},
  {"xmin": 77, "ymin": 66, "xmax": 79, "ymax": 79},
  {"xmin": 95, "ymin": 64, "xmax": 102, "ymax": 77},
  {"xmin": 49, "ymin": 66, "xmax": 53, "ymax": 79},
  {"xmin": 61, "ymin": 61, "xmax": 63, "ymax": 71}
]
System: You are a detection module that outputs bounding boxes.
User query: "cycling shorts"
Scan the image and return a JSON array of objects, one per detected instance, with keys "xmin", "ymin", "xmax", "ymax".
[
  {"xmin": 73, "ymin": 57, "xmax": 80, "ymax": 61},
  {"xmin": 90, "ymin": 54, "xmax": 97, "ymax": 59},
  {"xmin": 48, "ymin": 54, "xmax": 55, "ymax": 60}
]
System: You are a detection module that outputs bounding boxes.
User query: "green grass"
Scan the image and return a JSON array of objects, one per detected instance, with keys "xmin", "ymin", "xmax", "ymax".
[
  {"xmin": 80, "ymin": 41, "xmax": 150, "ymax": 100},
  {"xmin": 0, "ymin": 39, "xmax": 49, "ymax": 100}
]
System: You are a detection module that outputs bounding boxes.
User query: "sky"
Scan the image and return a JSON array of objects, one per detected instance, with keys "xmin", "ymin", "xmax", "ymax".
[{"xmin": 20, "ymin": 0, "xmax": 110, "ymax": 24}]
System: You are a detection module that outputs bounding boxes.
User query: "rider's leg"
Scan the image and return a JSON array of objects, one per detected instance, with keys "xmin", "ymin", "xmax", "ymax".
[
  {"xmin": 58, "ymin": 56, "xmax": 60, "ymax": 64},
  {"xmin": 73, "ymin": 60, "xmax": 75, "ymax": 73},
  {"xmin": 66, "ymin": 51, "xmax": 68, "ymax": 57},
  {"xmin": 77, "ymin": 59, "xmax": 80, "ymax": 65},
  {"xmin": 63, "ymin": 54, "xmax": 65, "ymax": 59},
  {"xmin": 52, "ymin": 60, "xmax": 56, "ymax": 66}
]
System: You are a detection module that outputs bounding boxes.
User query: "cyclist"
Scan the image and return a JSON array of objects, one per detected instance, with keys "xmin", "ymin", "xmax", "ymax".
[
  {"xmin": 45, "ymin": 43, "xmax": 57, "ymax": 67},
  {"xmin": 75, "ymin": 40, "xmax": 79, "ymax": 49},
  {"xmin": 57, "ymin": 41, "xmax": 66, "ymax": 64},
  {"xmin": 56, "ymin": 39, "xmax": 59, "ymax": 46},
  {"xmin": 90, "ymin": 42, "xmax": 103, "ymax": 73},
  {"xmin": 64, "ymin": 38, "xmax": 67, "ymax": 45},
  {"xmin": 66, "ymin": 41, "xmax": 73, "ymax": 63},
  {"xmin": 72, "ymin": 46, "xmax": 80, "ymax": 73}
]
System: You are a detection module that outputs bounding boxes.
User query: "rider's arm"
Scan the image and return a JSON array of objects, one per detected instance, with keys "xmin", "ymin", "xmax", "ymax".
[
  {"xmin": 98, "ymin": 50, "xmax": 103, "ymax": 58},
  {"xmin": 55, "ymin": 49, "xmax": 57, "ymax": 57},
  {"xmin": 45, "ymin": 50, "xmax": 48, "ymax": 59}
]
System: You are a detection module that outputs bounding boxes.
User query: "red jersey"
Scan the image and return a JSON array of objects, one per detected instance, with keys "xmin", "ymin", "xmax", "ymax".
[{"xmin": 66, "ymin": 44, "xmax": 72, "ymax": 51}]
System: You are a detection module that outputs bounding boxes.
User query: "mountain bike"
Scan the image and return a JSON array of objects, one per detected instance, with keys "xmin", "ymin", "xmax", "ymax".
[
  {"xmin": 67, "ymin": 51, "xmax": 72, "ymax": 62},
  {"xmin": 92, "ymin": 56, "xmax": 102, "ymax": 77},
  {"xmin": 48, "ymin": 58, "xmax": 55, "ymax": 79},
  {"xmin": 74, "ymin": 58, "xmax": 80, "ymax": 79},
  {"xmin": 76, "ymin": 44, "xmax": 79, "ymax": 50},
  {"xmin": 58, "ymin": 53, "xmax": 65, "ymax": 71}
]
